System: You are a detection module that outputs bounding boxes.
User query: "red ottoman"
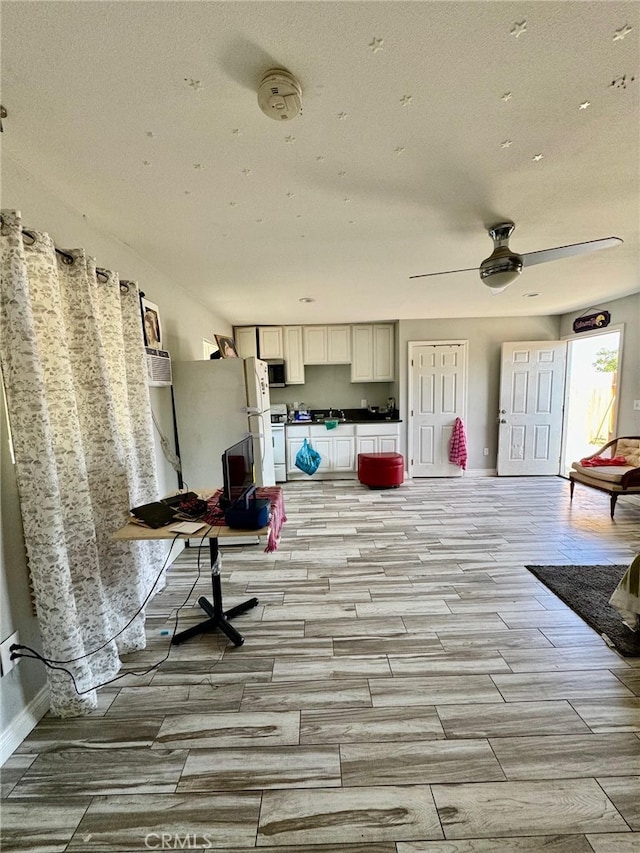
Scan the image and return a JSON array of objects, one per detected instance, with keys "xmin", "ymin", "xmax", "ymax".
[{"xmin": 357, "ymin": 452, "xmax": 404, "ymax": 488}]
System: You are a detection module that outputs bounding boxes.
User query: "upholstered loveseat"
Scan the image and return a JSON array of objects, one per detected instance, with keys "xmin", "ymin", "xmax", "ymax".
[{"xmin": 569, "ymin": 436, "xmax": 640, "ymax": 519}]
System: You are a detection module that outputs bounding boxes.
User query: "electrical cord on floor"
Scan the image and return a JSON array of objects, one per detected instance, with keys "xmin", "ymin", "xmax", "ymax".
[
  {"xmin": 10, "ymin": 529, "xmax": 212, "ymax": 694},
  {"xmin": 11, "ymin": 532, "xmax": 182, "ymax": 665}
]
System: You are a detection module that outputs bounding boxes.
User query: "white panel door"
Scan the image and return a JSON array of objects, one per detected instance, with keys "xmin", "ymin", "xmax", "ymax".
[
  {"xmin": 497, "ymin": 341, "xmax": 567, "ymax": 475},
  {"xmin": 410, "ymin": 342, "xmax": 467, "ymax": 477}
]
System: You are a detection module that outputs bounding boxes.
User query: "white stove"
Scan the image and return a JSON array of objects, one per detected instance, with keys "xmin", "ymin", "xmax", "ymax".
[{"xmin": 270, "ymin": 406, "xmax": 287, "ymax": 481}]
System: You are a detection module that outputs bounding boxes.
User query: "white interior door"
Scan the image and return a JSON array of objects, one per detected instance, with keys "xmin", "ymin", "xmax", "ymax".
[
  {"xmin": 497, "ymin": 341, "xmax": 567, "ymax": 476},
  {"xmin": 409, "ymin": 342, "xmax": 467, "ymax": 477}
]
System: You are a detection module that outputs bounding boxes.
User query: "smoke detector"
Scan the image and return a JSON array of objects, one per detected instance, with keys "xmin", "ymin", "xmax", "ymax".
[{"xmin": 257, "ymin": 68, "xmax": 302, "ymax": 121}]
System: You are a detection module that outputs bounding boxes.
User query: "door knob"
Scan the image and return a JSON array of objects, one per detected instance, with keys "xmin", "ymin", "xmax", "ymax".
[{"xmin": 500, "ymin": 418, "xmax": 507, "ymax": 423}]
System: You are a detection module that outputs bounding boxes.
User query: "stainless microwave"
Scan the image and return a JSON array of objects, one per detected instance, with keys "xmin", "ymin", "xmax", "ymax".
[{"xmin": 265, "ymin": 359, "xmax": 285, "ymax": 387}]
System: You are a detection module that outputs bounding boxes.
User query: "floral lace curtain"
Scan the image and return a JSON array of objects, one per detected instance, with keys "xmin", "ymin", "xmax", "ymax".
[{"xmin": 0, "ymin": 210, "xmax": 164, "ymax": 716}]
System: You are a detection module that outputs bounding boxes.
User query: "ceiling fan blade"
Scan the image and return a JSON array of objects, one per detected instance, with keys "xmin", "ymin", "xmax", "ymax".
[
  {"xmin": 409, "ymin": 266, "xmax": 478, "ymax": 280},
  {"xmin": 522, "ymin": 236, "xmax": 623, "ymax": 268}
]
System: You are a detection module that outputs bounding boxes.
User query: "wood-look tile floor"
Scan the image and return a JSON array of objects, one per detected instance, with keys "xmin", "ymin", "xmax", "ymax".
[{"xmin": 3, "ymin": 476, "xmax": 640, "ymax": 852}]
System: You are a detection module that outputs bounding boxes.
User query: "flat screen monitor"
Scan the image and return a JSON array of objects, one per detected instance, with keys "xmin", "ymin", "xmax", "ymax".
[{"xmin": 221, "ymin": 435, "xmax": 255, "ymax": 509}]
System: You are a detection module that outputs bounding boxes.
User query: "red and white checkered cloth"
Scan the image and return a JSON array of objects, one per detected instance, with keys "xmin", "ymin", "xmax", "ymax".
[{"xmin": 449, "ymin": 417, "xmax": 467, "ymax": 470}]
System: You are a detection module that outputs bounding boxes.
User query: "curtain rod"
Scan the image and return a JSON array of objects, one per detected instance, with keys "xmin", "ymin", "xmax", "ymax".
[{"xmin": 1, "ymin": 215, "xmax": 124, "ymax": 286}]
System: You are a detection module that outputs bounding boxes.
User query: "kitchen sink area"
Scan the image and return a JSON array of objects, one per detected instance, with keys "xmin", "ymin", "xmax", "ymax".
[
  {"xmin": 271, "ymin": 402, "xmax": 402, "ymax": 484},
  {"xmin": 288, "ymin": 407, "xmax": 400, "ymax": 425},
  {"xmin": 283, "ymin": 409, "xmax": 402, "ymax": 482}
]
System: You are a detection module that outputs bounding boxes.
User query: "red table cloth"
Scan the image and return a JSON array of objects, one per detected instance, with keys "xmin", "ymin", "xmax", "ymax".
[{"xmin": 202, "ymin": 487, "xmax": 286, "ymax": 552}]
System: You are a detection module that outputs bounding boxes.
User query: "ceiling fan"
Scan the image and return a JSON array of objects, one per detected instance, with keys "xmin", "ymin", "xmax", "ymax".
[{"xmin": 410, "ymin": 222, "xmax": 623, "ymax": 293}]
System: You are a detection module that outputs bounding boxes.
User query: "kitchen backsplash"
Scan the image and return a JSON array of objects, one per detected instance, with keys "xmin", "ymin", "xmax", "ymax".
[{"xmin": 269, "ymin": 364, "xmax": 394, "ymax": 410}]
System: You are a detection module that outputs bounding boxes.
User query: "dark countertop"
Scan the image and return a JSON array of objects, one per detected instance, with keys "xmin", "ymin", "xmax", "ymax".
[
  {"xmin": 284, "ymin": 407, "xmax": 401, "ymax": 426},
  {"xmin": 286, "ymin": 420, "xmax": 402, "ymax": 426},
  {"xmin": 286, "ymin": 416, "xmax": 402, "ymax": 426}
]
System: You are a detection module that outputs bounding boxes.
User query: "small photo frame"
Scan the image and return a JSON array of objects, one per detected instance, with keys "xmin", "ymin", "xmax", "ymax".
[
  {"xmin": 141, "ymin": 298, "xmax": 162, "ymax": 349},
  {"xmin": 214, "ymin": 334, "xmax": 239, "ymax": 358}
]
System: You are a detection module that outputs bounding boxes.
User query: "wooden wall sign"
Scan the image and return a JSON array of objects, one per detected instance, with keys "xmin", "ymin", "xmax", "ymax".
[{"xmin": 573, "ymin": 310, "xmax": 611, "ymax": 333}]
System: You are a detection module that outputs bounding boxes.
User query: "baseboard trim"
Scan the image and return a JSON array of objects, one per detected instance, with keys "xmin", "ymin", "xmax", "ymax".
[
  {"xmin": 465, "ymin": 468, "xmax": 497, "ymax": 477},
  {"xmin": 1, "ymin": 686, "xmax": 50, "ymax": 766}
]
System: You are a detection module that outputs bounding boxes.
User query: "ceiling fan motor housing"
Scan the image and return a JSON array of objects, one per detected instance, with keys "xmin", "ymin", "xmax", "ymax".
[
  {"xmin": 480, "ymin": 222, "xmax": 523, "ymax": 291},
  {"xmin": 258, "ymin": 69, "xmax": 303, "ymax": 120}
]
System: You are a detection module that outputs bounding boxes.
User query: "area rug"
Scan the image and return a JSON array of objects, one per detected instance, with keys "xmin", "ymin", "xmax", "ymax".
[{"xmin": 526, "ymin": 564, "xmax": 640, "ymax": 657}]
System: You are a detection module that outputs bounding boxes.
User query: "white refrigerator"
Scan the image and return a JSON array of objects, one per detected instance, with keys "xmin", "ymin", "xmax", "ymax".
[{"xmin": 171, "ymin": 357, "xmax": 275, "ymax": 492}]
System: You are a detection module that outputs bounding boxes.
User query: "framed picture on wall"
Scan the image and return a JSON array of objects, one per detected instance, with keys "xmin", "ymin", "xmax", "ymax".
[
  {"xmin": 141, "ymin": 298, "xmax": 162, "ymax": 349},
  {"xmin": 214, "ymin": 334, "xmax": 239, "ymax": 358},
  {"xmin": 203, "ymin": 338, "xmax": 220, "ymax": 359}
]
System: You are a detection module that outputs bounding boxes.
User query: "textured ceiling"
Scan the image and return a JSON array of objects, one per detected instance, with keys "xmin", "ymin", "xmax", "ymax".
[{"xmin": 2, "ymin": 1, "xmax": 639, "ymax": 325}]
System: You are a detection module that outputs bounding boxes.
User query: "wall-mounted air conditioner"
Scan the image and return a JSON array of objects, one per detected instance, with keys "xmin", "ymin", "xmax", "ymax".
[{"xmin": 145, "ymin": 347, "xmax": 172, "ymax": 386}]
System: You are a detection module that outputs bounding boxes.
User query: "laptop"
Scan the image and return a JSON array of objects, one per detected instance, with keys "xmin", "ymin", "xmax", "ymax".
[{"xmin": 129, "ymin": 501, "xmax": 178, "ymax": 529}]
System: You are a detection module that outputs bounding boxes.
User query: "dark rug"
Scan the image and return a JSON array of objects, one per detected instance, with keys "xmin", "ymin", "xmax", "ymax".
[{"xmin": 526, "ymin": 564, "xmax": 640, "ymax": 657}]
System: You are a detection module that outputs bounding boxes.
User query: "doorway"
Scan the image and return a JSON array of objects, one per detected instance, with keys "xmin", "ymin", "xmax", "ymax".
[
  {"xmin": 408, "ymin": 340, "xmax": 467, "ymax": 477},
  {"xmin": 497, "ymin": 340, "xmax": 567, "ymax": 476},
  {"xmin": 560, "ymin": 329, "xmax": 622, "ymax": 476}
]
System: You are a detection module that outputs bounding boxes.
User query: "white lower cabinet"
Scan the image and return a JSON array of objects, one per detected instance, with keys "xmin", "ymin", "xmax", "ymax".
[
  {"xmin": 272, "ymin": 425, "xmax": 286, "ymax": 482},
  {"xmin": 355, "ymin": 423, "xmax": 401, "ymax": 455},
  {"xmin": 287, "ymin": 423, "xmax": 400, "ymax": 478},
  {"xmin": 286, "ymin": 425, "xmax": 355, "ymax": 477},
  {"xmin": 332, "ymin": 435, "xmax": 356, "ymax": 471},
  {"xmin": 355, "ymin": 434, "xmax": 400, "ymax": 454}
]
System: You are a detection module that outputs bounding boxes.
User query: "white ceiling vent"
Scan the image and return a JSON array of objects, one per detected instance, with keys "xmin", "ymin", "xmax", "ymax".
[{"xmin": 257, "ymin": 68, "xmax": 302, "ymax": 121}]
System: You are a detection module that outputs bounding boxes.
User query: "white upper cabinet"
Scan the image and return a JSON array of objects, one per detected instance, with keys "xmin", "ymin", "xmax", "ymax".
[
  {"xmin": 303, "ymin": 325, "xmax": 351, "ymax": 364},
  {"xmin": 351, "ymin": 323, "xmax": 394, "ymax": 382},
  {"xmin": 258, "ymin": 326, "xmax": 284, "ymax": 360},
  {"xmin": 234, "ymin": 326, "xmax": 258, "ymax": 359},
  {"xmin": 240, "ymin": 322, "xmax": 393, "ymax": 381},
  {"xmin": 303, "ymin": 326, "xmax": 327, "ymax": 363},
  {"xmin": 351, "ymin": 325, "xmax": 373, "ymax": 381},
  {"xmin": 283, "ymin": 326, "xmax": 305, "ymax": 384},
  {"xmin": 373, "ymin": 323, "xmax": 394, "ymax": 381},
  {"xmin": 327, "ymin": 325, "xmax": 351, "ymax": 363}
]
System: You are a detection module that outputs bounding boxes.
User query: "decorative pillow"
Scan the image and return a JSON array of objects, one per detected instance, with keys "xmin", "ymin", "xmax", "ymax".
[{"xmin": 616, "ymin": 439, "xmax": 640, "ymax": 468}]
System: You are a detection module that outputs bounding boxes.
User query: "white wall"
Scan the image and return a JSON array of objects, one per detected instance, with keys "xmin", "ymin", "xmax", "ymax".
[
  {"xmin": 397, "ymin": 315, "xmax": 561, "ymax": 471},
  {"xmin": 1, "ymin": 377, "xmax": 49, "ymax": 756},
  {"xmin": 1, "ymin": 157, "xmax": 232, "ymax": 757}
]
